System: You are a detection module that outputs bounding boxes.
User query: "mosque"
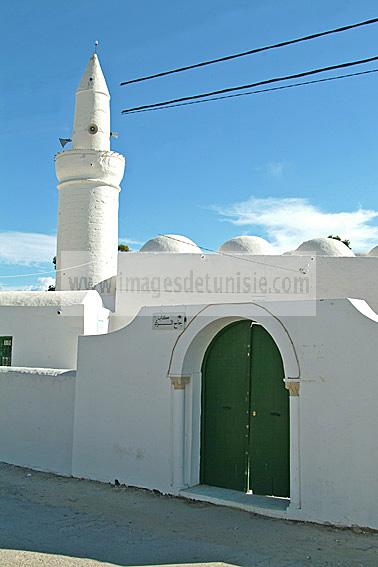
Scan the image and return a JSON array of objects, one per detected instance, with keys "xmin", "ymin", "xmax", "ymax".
[{"xmin": 1, "ymin": 53, "xmax": 378, "ymax": 529}]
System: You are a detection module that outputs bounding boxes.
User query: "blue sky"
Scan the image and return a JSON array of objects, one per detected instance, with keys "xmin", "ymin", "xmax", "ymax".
[{"xmin": 1, "ymin": 0, "xmax": 378, "ymax": 289}]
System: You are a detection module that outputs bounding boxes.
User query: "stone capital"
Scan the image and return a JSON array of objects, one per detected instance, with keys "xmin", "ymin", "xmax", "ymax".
[
  {"xmin": 285, "ymin": 380, "xmax": 300, "ymax": 396},
  {"xmin": 170, "ymin": 375, "xmax": 190, "ymax": 390}
]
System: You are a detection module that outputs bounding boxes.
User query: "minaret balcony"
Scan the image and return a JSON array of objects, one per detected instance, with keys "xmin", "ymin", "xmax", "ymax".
[{"xmin": 55, "ymin": 148, "xmax": 125, "ymax": 189}]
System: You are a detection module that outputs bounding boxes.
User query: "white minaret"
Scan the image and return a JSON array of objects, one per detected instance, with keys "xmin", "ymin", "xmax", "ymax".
[{"xmin": 55, "ymin": 53, "xmax": 125, "ymax": 291}]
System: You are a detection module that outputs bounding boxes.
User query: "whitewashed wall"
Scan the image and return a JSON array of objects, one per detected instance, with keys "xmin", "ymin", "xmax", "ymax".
[
  {"xmin": 73, "ymin": 298, "xmax": 378, "ymax": 529},
  {"xmin": 72, "ymin": 314, "xmax": 176, "ymax": 490},
  {"xmin": 0, "ymin": 291, "xmax": 108, "ymax": 368},
  {"xmin": 284, "ymin": 298, "xmax": 378, "ymax": 528},
  {"xmin": 1, "ymin": 287, "xmax": 378, "ymax": 528},
  {"xmin": 111, "ymin": 252, "xmax": 378, "ymax": 329},
  {"xmin": 0, "ymin": 368, "xmax": 75, "ymax": 475}
]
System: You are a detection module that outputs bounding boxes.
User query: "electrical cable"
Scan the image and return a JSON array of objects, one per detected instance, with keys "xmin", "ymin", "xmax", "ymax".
[
  {"xmin": 0, "ymin": 260, "xmax": 94, "ymax": 280},
  {"xmin": 120, "ymin": 17, "xmax": 378, "ymax": 86},
  {"xmin": 123, "ymin": 67, "xmax": 378, "ymax": 114},
  {"xmin": 122, "ymin": 54, "xmax": 378, "ymax": 114}
]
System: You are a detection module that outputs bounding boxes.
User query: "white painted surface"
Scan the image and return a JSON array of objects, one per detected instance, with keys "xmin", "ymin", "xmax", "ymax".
[
  {"xmin": 286, "ymin": 299, "xmax": 378, "ymax": 528},
  {"xmin": 2, "ymin": 292, "xmax": 378, "ymax": 528},
  {"xmin": 290, "ymin": 237, "xmax": 354, "ymax": 256},
  {"xmin": 139, "ymin": 234, "xmax": 202, "ymax": 253},
  {"xmin": 72, "ymin": 313, "xmax": 176, "ymax": 490},
  {"xmin": 219, "ymin": 235, "xmax": 275, "ymax": 254},
  {"xmin": 72, "ymin": 53, "xmax": 110, "ymax": 151},
  {"xmin": 71, "ymin": 299, "xmax": 378, "ymax": 529},
  {"xmin": 111, "ymin": 252, "xmax": 378, "ymax": 329},
  {"xmin": 368, "ymin": 245, "xmax": 378, "ymax": 256},
  {"xmin": 0, "ymin": 368, "xmax": 75, "ymax": 475},
  {"xmin": 4, "ymin": 49, "xmax": 378, "ymax": 531},
  {"xmin": 111, "ymin": 252, "xmax": 314, "ymax": 329},
  {"xmin": 0, "ymin": 290, "xmax": 107, "ymax": 368},
  {"xmin": 167, "ymin": 303, "xmax": 300, "ymax": 380},
  {"xmin": 0, "ymin": 291, "xmax": 96, "ymax": 307},
  {"xmin": 55, "ymin": 54, "xmax": 125, "ymax": 290}
]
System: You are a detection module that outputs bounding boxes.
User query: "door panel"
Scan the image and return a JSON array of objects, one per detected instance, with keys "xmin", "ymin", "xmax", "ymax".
[
  {"xmin": 201, "ymin": 321, "xmax": 289, "ymax": 497},
  {"xmin": 248, "ymin": 325, "xmax": 289, "ymax": 497},
  {"xmin": 201, "ymin": 321, "xmax": 251, "ymax": 491}
]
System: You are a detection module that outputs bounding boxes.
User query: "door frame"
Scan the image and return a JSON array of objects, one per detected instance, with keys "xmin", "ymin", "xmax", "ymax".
[{"xmin": 168, "ymin": 303, "xmax": 301, "ymax": 510}]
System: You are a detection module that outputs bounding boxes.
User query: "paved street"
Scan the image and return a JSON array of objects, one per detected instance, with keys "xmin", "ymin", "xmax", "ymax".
[{"xmin": 0, "ymin": 463, "xmax": 377, "ymax": 566}]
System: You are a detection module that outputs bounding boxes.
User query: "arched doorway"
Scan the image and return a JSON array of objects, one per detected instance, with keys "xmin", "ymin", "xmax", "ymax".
[{"xmin": 200, "ymin": 320, "xmax": 289, "ymax": 497}]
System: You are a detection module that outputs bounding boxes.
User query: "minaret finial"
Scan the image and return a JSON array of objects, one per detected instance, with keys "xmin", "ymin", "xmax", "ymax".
[{"xmin": 94, "ymin": 40, "xmax": 99, "ymax": 54}]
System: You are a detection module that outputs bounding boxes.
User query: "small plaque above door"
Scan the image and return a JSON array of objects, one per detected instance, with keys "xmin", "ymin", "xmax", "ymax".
[{"xmin": 152, "ymin": 313, "xmax": 186, "ymax": 330}]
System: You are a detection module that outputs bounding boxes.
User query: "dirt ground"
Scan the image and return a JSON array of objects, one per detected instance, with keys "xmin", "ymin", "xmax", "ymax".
[{"xmin": 0, "ymin": 463, "xmax": 377, "ymax": 567}]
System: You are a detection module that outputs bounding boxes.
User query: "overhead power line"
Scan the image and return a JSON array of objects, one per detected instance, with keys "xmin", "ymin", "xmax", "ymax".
[
  {"xmin": 123, "ymin": 68, "xmax": 378, "ymax": 115},
  {"xmin": 121, "ymin": 54, "xmax": 378, "ymax": 114},
  {"xmin": 120, "ymin": 17, "xmax": 378, "ymax": 86},
  {"xmin": 0, "ymin": 260, "xmax": 94, "ymax": 280}
]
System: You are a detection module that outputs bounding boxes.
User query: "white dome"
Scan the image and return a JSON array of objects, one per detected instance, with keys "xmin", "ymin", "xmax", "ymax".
[
  {"xmin": 219, "ymin": 236, "xmax": 275, "ymax": 255},
  {"xmin": 139, "ymin": 234, "xmax": 202, "ymax": 253},
  {"xmin": 292, "ymin": 237, "xmax": 354, "ymax": 257},
  {"xmin": 368, "ymin": 246, "xmax": 378, "ymax": 257}
]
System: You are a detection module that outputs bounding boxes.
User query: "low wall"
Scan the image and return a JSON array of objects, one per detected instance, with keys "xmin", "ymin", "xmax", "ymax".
[{"xmin": 0, "ymin": 368, "xmax": 75, "ymax": 476}]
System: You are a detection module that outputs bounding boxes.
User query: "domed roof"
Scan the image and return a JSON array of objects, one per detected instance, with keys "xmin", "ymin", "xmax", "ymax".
[
  {"xmin": 292, "ymin": 237, "xmax": 354, "ymax": 257},
  {"xmin": 368, "ymin": 246, "xmax": 378, "ymax": 257},
  {"xmin": 139, "ymin": 234, "xmax": 202, "ymax": 253},
  {"xmin": 219, "ymin": 236, "xmax": 275, "ymax": 255}
]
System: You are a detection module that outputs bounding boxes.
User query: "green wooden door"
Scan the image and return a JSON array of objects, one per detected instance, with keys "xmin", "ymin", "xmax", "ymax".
[
  {"xmin": 0, "ymin": 336, "xmax": 12, "ymax": 366},
  {"xmin": 201, "ymin": 321, "xmax": 251, "ymax": 491},
  {"xmin": 248, "ymin": 325, "xmax": 289, "ymax": 497},
  {"xmin": 201, "ymin": 321, "xmax": 289, "ymax": 497}
]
